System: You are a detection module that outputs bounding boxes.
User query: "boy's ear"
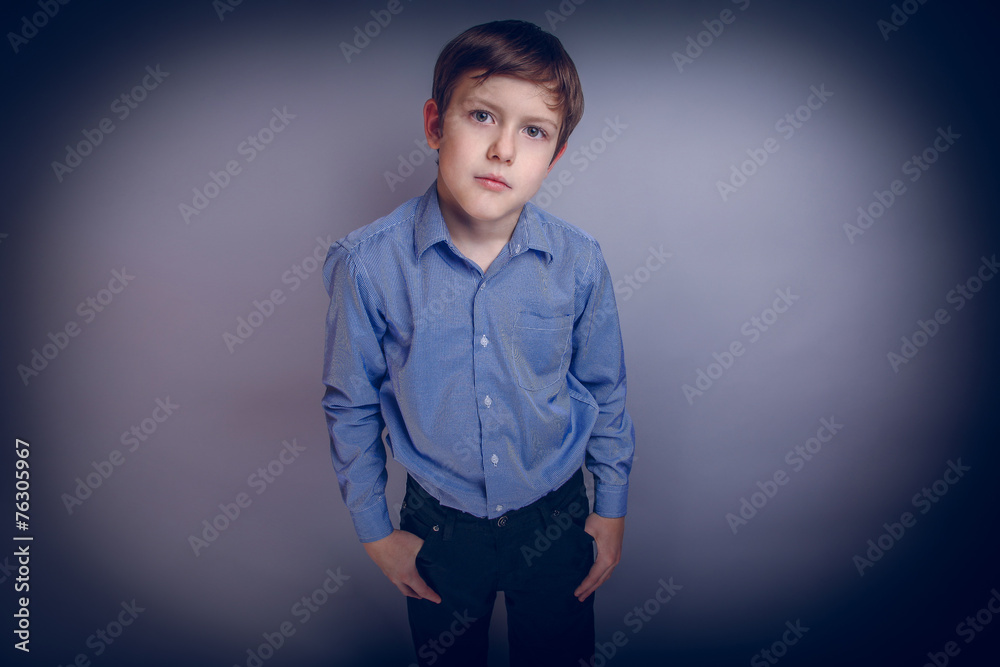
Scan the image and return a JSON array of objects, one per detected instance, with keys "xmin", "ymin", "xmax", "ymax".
[
  {"xmin": 546, "ymin": 144, "xmax": 568, "ymax": 174},
  {"xmin": 423, "ymin": 99, "xmax": 443, "ymax": 149}
]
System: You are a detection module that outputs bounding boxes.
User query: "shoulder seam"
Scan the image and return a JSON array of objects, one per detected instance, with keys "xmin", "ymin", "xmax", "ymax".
[
  {"xmin": 340, "ymin": 209, "xmax": 413, "ymax": 254},
  {"xmin": 534, "ymin": 210, "xmax": 599, "ymax": 247}
]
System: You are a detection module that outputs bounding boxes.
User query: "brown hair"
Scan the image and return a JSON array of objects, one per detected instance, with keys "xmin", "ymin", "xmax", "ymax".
[{"xmin": 431, "ymin": 20, "xmax": 584, "ymax": 161}]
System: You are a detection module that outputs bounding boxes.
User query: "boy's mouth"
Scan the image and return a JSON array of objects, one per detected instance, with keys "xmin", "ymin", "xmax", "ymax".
[{"xmin": 475, "ymin": 174, "xmax": 511, "ymax": 192}]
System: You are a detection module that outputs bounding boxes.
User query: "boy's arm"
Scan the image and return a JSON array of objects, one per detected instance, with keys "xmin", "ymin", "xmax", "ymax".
[
  {"xmin": 570, "ymin": 241, "xmax": 635, "ymax": 518},
  {"xmin": 322, "ymin": 241, "xmax": 442, "ymax": 603},
  {"xmin": 569, "ymin": 241, "xmax": 635, "ymax": 601},
  {"xmin": 321, "ymin": 241, "xmax": 394, "ymax": 543}
]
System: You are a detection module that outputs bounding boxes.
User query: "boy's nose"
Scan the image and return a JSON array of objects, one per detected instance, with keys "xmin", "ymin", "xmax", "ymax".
[{"xmin": 489, "ymin": 130, "xmax": 515, "ymax": 163}]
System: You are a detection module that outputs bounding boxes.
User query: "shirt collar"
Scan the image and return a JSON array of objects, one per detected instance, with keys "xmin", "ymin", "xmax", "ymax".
[
  {"xmin": 413, "ymin": 180, "xmax": 554, "ymax": 264},
  {"xmin": 510, "ymin": 200, "xmax": 554, "ymax": 264},
  {"xmin": 413, "ymin": 182, "xmax": 451, "ymax": 260}
]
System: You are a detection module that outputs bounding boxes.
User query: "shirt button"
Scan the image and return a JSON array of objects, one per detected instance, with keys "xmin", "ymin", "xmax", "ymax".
[
  {"xmin": 496, "ymin": 504, "xmax": 503, "ymax": 512},
  {"xmin": 490, "ymin": 453, "xmax": 499, "ymax": 466},
  {"xmin": 480, "ymin": 335, "xmax": 489, "ymax": 347},
  {"xmin": 515, "ymin": 244, "xmax": 521, "ymax": 253},
  {"xmin": 484, "ymin": 395, "xmax": 492, "ymax": 408}
]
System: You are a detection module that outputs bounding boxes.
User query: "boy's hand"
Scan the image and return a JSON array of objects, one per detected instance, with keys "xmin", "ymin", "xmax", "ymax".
[
  {"xmin": 574, "ymin": 514, "xmax": 625, "ymax": 602},
  {"xmin": 363, "ymin": 529, "xmax": 442, "ymax": 604}
]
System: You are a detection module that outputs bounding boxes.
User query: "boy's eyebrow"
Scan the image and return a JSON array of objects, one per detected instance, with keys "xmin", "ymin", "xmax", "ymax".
[{"xmin": 464, "ymin": 95, "xmax": 561, "ymax": 128}]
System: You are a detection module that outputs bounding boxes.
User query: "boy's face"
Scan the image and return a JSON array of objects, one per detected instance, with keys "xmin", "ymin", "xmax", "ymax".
[{"xmin": 424, "ymin": 71, "xmax": 566, "ymax": 233}]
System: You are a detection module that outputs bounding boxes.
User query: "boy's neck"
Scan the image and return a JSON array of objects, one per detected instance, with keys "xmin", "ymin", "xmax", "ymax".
[{"xmin": 437, "ymin": 185, "xmax": 522, "ymax": 272}]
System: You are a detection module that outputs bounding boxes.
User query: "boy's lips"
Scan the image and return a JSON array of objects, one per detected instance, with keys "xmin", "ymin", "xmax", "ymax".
[{"xmin": 475, "ymin": 174, "xmax": 511, "ymax": 191}]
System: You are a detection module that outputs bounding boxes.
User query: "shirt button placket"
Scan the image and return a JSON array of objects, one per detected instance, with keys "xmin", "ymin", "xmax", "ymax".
[
  {"xmin": 473, "ymin": 277, "xmax": 500, "ymax": 518},
  {"xmin": 473, "ymin": 281, "xmax": 492, "ymax": 415}
]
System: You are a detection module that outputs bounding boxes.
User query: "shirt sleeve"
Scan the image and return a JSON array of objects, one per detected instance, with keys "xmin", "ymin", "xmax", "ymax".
[
  {"xmin": 321, "ymin": 241, "xmax": 394, "ymax": 543},
  {"xmin": 569, "ymin": 241, "xmax": 635, "ymax": 518}
]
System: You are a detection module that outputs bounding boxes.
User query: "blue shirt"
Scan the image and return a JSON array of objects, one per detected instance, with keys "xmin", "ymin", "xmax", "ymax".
[{"xmin": 322, "ymin": 182, "xmax": 635, "ymax": 543}]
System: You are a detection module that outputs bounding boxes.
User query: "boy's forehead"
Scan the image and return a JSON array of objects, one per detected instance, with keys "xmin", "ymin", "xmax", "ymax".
[{"xmin": 454, "ymin": 71, "xmax": 562, "ymax": 122}]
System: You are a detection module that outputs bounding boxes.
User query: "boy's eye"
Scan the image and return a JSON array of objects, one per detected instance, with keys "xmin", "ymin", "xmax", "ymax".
[
  {"xmin": 472, "ymin": 110, "xmax": 492, "ymax": 123},
  {"xmin": 525, "ymin": 126, "xmax": 546, "ymax": 139}
]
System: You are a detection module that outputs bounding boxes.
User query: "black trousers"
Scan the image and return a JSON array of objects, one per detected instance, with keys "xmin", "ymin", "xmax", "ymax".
[{"xmin": 400, "ymin": 467, "xmax": 596, "ymax": 667}]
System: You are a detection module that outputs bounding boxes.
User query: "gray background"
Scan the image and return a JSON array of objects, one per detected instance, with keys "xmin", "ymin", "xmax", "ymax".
[{"xmin": 2, "ymin": 0, "xmax": 998, "ymax": 665}]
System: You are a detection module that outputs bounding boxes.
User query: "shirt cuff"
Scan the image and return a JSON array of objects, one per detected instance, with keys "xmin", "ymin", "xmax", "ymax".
[
  {"xmin": 593, "ymin": 480, "xmax": 629, "ymax": 518},
  {"xmin": 350, "ymin": 495, "xmax": 394, "ymax": 543}
]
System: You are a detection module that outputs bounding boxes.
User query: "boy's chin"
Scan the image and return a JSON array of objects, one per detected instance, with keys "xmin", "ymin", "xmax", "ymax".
[
  {"xmin": 467, "ymin": 200, "xmax": 528, "ymax": 225},
  {"xmin": 448, "ymin": 193, "xmax": 527, "ymax": 226}
]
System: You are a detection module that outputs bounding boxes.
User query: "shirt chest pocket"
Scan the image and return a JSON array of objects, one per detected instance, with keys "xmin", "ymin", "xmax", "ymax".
[{"xmin": 511, "ymin": 311, "xmax": 573, "ymax": 391}]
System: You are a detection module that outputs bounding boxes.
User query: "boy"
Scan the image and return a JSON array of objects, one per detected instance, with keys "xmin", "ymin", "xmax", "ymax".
[{"xmin": 322, "ymin": 19, "xmax": 634, "ymax": 666}]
